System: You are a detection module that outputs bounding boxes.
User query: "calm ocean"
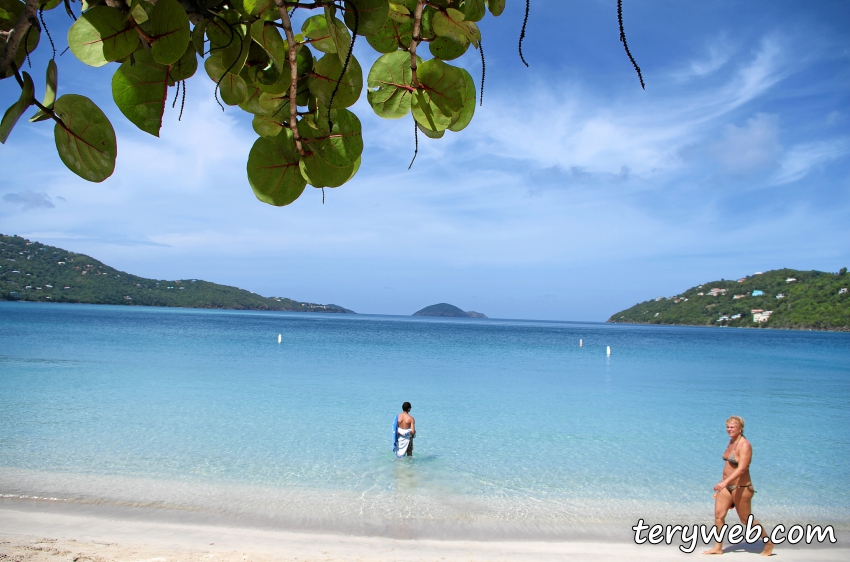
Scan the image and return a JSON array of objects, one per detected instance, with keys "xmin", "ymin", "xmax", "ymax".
[{"xmin": 1, "ymin": 302, "xmax": 848, "ymax": 540}]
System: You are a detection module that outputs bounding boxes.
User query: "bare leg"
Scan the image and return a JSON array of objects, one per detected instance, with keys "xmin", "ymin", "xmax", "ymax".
[
  {"xmin": 407, "ymin": 438, "xmax": 413, "ymax": 456},
  {"xmin": 733, "ymin": 488, "xmax": 774, "ymax": 556},
  {"xmin": 704, "ymin": 488, "xmax": 733, "ymax": 554}
]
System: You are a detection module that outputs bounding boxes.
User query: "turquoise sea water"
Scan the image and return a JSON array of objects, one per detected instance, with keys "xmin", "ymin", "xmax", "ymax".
[{"xmin": 1, "ymin": 302, "xmax": 848, "ymax": 540}]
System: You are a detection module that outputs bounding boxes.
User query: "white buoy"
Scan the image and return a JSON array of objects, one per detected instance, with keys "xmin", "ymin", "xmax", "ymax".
[
  {"xmin": 278, "ymin": 334, "xmax": 282, "ymax": 344},
  {"xmin": 579, "ymin": 339, "xmax": 583, "ymax": 347},
  {"xmin": 606, "ymin": 346, "xmax": 611, "ymax": 356}
]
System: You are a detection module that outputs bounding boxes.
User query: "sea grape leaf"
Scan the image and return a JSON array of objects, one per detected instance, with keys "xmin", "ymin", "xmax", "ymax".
[
  {"xmin": 238, "ymin": 83, "xmax": 267, "ymax": 115},
  {"xmin": 410, "ymin": 58, "xmax": 465, "ymax": 132},
  {"xmin": 366, "ymin": 50, "xmax": 417, "ymax": 119},
  {"xmin": 448, "ymin": 67, "xmax": 475, "ymax": 132},
  {"xmin": 417, "ymin": 122, "xmax": 444, "ymax": 139},
  {"xmin": 68, "ymin": 6, "xmax": 139, "ymax": 67},
  {"xmin": 386, "ymin": 2, "xmax": 410, "ymax": 23},
  {"xmin": 250, "ymin": 20, "xmax": 287, "ymax": 71},
  {"xmin": 297, "ymin": 109, "xmax": 363, "ymax": 167},
  {"xmin": 129, "ymin": 0, "xmax": 150, "ymax": 24},
  {"xmin": 419, "ymin": 6, "xmax": 437, "ymax": 41},
  {"xmin": 169, "ymin": 43, "xmax": 198, "ymax": 84},
  {"xmin": 462, "ymin": 0, "xmax": 485, "ymax": 22},
  {"xmin": 302, "ymin": 13, "xmax": 351, "ymax": 56},
  {"xmin": 324, "ymin": 7, "xmax": 350, "ymax": 65},
  {"xmin": 149, "ymin": 0, "xmax": 190, "ymax": 64},
  {"xmin": 308, "ymin": 54, "xmax": 362, "ymax": 109},
  {"xmin": 342, "ymin": 0, "xmax": 389, "ymax": 37},
  {"xmin": 299, "ymin": 150, "xmax": 359, "ymax": 188},
  {"xmin": 258, "ymin": 66, "xmax": 292, "ymax": 94},
  {"xmin": 112, "ymin": 48, "xmax": 170, "ymax": 136},
  {"xmin": 432, "ymin": 8, "xmax": 479, "ymax": 48},
  {"xmin": 53, "ymin": 94, "xmax": 117, "ymax": 183},
  {"xmin": 391, "ymin": 0, "xmax": 416, "ymax": 10},
  {"xmin": 206, "ymin": 9, "xmax": 242, "ymax": 49},
  {"xmin": 220, "ymin": 30, "xmax": 252, "ymax": 76},
  {"xmin": 243, "ymin": 0, "xmax": 275, "ymax": 16},
  {"xmin": 486, "ymin": 0, "xmax": 505, "ymax": 17},
  {"xmin": 204, "ymin": 52, "xmax": 248, "ymax": 105},
  {"xmin": 29, "ymin": 59, "xmax": 57, "ymax": 123},
  {"xmin": 247, "ymin": 128, "xmax": 307, "ymax": 206},
  {"xmin": 0, "ymin": 70, "xmax": 33, "ymax": 144},
  {"xmin": 365, "ymin": 14, "xmax": 412, "ymax": 53},
  {"xmin": 0, "ymin": 0, "xmax": 23, "ymax": 29},
  {"xmin": 429, "ymin": 35, "xmax": 469, "ymax": 60},
  {"xmin": 192, "ymin": 19, "xmax": 208, "ymax": 55},
  {"xmin": 251, "ymin": 114, "xmax": 286, "ymax": 138},
  {"xmin": 258, "ymin": 91, "xmax": 290, "ymax": 114}
]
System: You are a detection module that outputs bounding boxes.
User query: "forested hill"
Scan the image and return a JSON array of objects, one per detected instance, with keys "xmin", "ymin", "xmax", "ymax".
[
  {"xmin": 0, "ymin": 235, "xmax": 353, "ymax": 313},
  {"xmin": 608, "ymin": 268, "xmax": 849, "ymax": 331}
]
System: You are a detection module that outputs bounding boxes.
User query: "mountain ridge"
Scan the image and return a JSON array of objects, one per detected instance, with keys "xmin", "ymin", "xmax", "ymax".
[
  {"xmin": 0, "ymin": 234, "xmax": 354, "ymax": 313},
  {"xmin": 608, "ymin": 267, "xmax": 849, "ymax": 331}
]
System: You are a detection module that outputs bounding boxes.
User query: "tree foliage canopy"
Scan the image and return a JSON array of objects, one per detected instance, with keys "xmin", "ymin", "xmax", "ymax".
[{"xmin": 1, "ymin": 0, "xmax": 640, "ymax": 206}]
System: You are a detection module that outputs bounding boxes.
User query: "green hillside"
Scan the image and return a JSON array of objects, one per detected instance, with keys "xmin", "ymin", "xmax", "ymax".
[
  {"xmin": 608, "ymin": 268, "xmax": 849, "ymax": 331},
  {"xmin": 0, "ymin": 234, "xmax": 353, "ymax": 313},
  {"xmin": 413, "ymin": 303, "xmax": 475, "ymax": 317}
]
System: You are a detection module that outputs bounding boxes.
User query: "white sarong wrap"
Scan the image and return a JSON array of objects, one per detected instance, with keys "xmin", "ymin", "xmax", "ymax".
[{"xmin": 395, "ymin": 427, "xmax": 412, "ymax": 457}]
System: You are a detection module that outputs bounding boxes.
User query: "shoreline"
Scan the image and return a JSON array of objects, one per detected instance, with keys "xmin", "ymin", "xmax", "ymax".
[{"xmin": 2, "ymin": 507, "xmax": 847, "ymax": 562}]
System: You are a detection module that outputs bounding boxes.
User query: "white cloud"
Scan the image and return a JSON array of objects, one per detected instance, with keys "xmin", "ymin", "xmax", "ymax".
[
  {"xmin": 770, "ymin": 140, "xmax": 850, "ymax": 185},
  {"xmin": 2, "ymin": 191, "xmax": 56, "ymax": 211},
  {"xmin": 707, "ymin": 113, "xmax": 782, "ymax": 175}
]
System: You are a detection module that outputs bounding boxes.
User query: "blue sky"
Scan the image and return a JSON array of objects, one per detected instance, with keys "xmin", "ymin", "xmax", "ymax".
[{"xmin": 2, "ymin": 0, "xmax": 848, "ymax": 320}]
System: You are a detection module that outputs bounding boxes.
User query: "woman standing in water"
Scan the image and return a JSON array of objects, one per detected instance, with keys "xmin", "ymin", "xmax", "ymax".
[{"xmin": 704, "ymin": 416, "xmax": 773, "ymax": 556}]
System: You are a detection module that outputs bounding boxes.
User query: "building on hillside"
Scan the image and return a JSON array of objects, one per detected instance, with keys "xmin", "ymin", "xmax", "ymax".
[
  {"xmin": 731, "ymin": 313, "xmax": 742, "ymax": 319},
  {"xmin": 753, "ymin": 310, "xmax": 773, "ymax": 323},
  {"xmin": 754, "ymin": 272, "xmax": 763, "ymax": 275},
  {"xmin": 839, "ymin": 288, "xmax": 847, "ymax": 295},
  {"xmin": 733, "ymin": 294, "xmax": 746, "ymax": 299},
  {"xmin": 786, "ymin": 277, "xmax": 797, "ymax": 283},
  {"xmin": 752, "ymin": 290, "xmax": 764, "ymax": 296},
  {"xmin": 737, "ymin": 278, "xmax": 746, "ymax": 283},
  {"xmin": 717, "ymin": 316, "xmax": 729, "ymax": 322},
  {"xmin": 776, "ymin": 293, "xmax": 785, "ymax": 299}
]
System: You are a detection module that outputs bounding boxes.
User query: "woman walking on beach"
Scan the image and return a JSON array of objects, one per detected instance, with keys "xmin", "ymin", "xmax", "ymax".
[{"xmin": 704, "ymin": 416, "xmax": 773, "ymax": 556}]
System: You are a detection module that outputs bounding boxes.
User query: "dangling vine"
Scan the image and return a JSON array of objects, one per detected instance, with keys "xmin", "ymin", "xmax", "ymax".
[{"xmin": 1, "ymin": 0, "xmax": 646, "ymax": 207}]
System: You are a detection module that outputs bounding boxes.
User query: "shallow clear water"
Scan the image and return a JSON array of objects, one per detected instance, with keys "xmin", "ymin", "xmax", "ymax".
[{"xmin": 1, "ymin": 302, "xmax": 848, "ymax": 539}]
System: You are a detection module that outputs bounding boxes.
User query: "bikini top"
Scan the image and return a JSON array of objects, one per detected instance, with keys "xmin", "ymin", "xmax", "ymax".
[{"xmin": 722, "ymin": 439, "xmax": 744, "ymax": 467}]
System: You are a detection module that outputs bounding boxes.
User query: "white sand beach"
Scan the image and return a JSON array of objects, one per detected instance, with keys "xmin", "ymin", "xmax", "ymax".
[{"xmin": 1, "ymin": 508, "xmax": 847, "ymax": 562}]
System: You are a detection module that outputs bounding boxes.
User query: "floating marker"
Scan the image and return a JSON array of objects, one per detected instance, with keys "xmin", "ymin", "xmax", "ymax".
[
  {"xmin": 579, "ymin": 339, "xmax": 583, "ymax": 347},
  {"xmin": 278, "ymin": 334, "xmax": 282, "ymax": 344},
  {"xmin": 606, "ymin": 346, "xmax": 611, "ymax": 356}
]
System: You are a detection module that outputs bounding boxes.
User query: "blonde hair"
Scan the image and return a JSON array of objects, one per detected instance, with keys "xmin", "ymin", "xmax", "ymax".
[{"xmin": 726, "ymin": 416, "xmax": 745, "ymax": 435}]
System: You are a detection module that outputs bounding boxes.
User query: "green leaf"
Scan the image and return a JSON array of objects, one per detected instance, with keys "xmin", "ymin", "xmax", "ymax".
[
  {"xmin": 298, "ymin": 109, "xmax": 363, "ymax": 187},
  {"xmin": 0, "ymin": 0, "xmax": 23, "ymax": 29},
  {"xmin": 206, "ymin": 9, "xmax": 243, "ymax": 49},
  {"xmin": 432, "ymin": 8, "xmax": 479, "ymax": 47},
  {"xmin": 308, "ymin": 53, "xmax": 362, "ymax": 109},
  {"xmin": 252, "ymin": 113, "xmax": 286, "ymax": 138},
  {"xmin": 243, "ymin": 0, "xmax": 275, "ymax": 16},
  {"xmin": 29, "ymin": 59, "xmax": 57, "ymax": 123},
  {"xmin": 247, "ymin": 128, "xmax": 307, "ymax": 206},
  {"xmin": 417, "ymin": 122, "xmax": 444, "ymax": 139},
  {"xmin": 250, "ymin": 20, "xmax": 288, "ymax": 71},
  {"xmin": 68, "ymin": 6, "xmax": 139, "ymax": 67},
  {"xmin": 462, "ymin": 0, "xmax": 485, "ymax": 22},
  {"xmin": 149, "ymin": 0, "xmax": 190, "ymax": 65},
  {"xmin": 486, "ymin": 0, "xmax": 505, "ymax": 17},
  {"xmin": 258, "ymin": 90, "xmax": 290, "ymax": 114},
  {"xmin": 429, "ymin": 35, "xmax": 469, "ymax": 60},
  {"xmin": 192, "ymin": 19, "xmax": 208, "ymax": 56},
  {"xmin": 169, "ymin": 43, "xmax": 198, "ymax": 84},
  {"xmin": 220, "ymin": 29, "xmax": 252, "ymax": 75},
  {"xmin": 302, "ymin": 13, "xmax": 351, "ymax": 56},
  {"xmin": 367, "ymin": 50, "xmax": 417, "ymax": 119},
  {"xmin": 297, "ymin": 108, "xmax": 363, "ymax": 167},
  {"xmin": 238, "ymin": 83, "xmax": 267, "ymax": 115},
  {"xmin": 448, "ymin": 67, "xmax": 475, "ymax": 132},
  {"xmin": 324, "ymin": 6, "xmax": 350, "ymax": 65},
  {"xmin": 53, "ymin": 94, "xmax": 117, "ymax": 183},
  {"xmin": 342, "ymin": 0, "xmax": 389, "ymax": 37},
  {"xmin": 128, "ymin": 0, "xmax": 150, "ymax": 25},
  {"xmin": 410, "ymin": 58, "xmax": 465, "ymax": 132},
  {"xmin": 0, "ymin": 70, "xmax": 33, "ymax": 144},
  {"xmin": 112, "ymin": 48, "xmax": 170, "ymax": 136},
  {"xmin": 386, "ymin": 2, "xmax": 410, "ymax": 23},
  {"xmin": 365, "ymin": 14, "xmax": 412, "ymax": 53},
  {"xmin": 419, "ymin": 6, "xmax": 437, "ymax": 40},
  {"xmin": 204, "ymin": 52, "xmax": 248, "ymax": 105}
]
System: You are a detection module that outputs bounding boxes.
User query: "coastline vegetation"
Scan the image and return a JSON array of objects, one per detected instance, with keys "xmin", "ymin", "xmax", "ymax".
[
  {"xmin": 0, "ymin": 234, "xmax": 353, "ymax": 313},
  {"xmin": 608, "ymin": 268, "xmax": 849, "ymax": 331}
]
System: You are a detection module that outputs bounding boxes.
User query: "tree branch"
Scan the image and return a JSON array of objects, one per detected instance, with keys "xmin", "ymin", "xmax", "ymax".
[
  {"xmin": 409, "ymin": 0, "xmax": 425, "ymax": 88},
  {"xmin": 274, "ymin": 0, "xmax": 305, "ymax": 156},
  {"xmin": 0, "ymin": 0, "xmax": 38, "ymax": 79}
]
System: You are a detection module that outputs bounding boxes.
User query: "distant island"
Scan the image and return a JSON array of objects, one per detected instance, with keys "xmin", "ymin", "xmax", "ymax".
[
  {"xmin": 413, "ymin": 303, "xmax": 487, "ymax": 318},
  {"xmin": 608, "ymin": 268, "xmax": 848, "ymax": 331},
  {"xmin": 0, "ymin": 234, "xmax": 354, "ymax": 313}
]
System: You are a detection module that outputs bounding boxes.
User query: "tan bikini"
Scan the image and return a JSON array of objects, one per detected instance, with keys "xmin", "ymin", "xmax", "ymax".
[{"xmin": 722, "ymin": 440, "xmax": 755, "ymax": 507}]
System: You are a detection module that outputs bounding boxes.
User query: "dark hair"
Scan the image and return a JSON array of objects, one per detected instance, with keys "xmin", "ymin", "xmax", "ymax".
[{"xmin": 402, "ymin": 402, "xmax": 411, "ymax": 412}]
